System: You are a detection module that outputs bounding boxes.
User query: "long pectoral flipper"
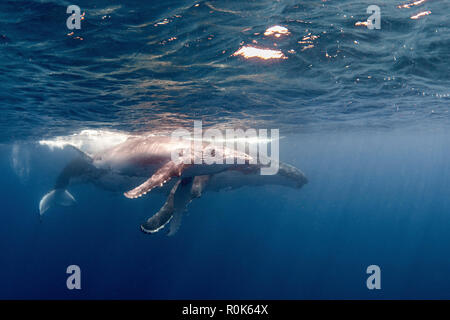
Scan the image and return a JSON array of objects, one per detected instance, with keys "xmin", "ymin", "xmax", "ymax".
[
  {"xmin": 167, "ymin": 175, "xmax": 210, "ymax": 236},
  {"xmin": 124, "ymin": 161, "xmax": 188, "ymax": 199},
  {"xmin": 140, "ymin": 180, "xmax": 181, "ymax": 234},
  {"xmin": 141, "ymin": 175, "xmax": 210, "ymax": 235}
]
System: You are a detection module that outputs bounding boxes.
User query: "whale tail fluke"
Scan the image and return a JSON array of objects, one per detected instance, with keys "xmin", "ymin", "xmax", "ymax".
[{"xmin": 39, "ymin": 189, "xmax": 76, "ymax": 217}]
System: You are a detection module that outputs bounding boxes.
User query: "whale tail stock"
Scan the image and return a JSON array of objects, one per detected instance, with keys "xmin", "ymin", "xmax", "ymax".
[
  {"xmin": 38, "ymin": 155, "xmax": 99, "ymax": 219},
  {"xmin": 39, "ymin": 189, "xmax": 76, "ymax": 218}
]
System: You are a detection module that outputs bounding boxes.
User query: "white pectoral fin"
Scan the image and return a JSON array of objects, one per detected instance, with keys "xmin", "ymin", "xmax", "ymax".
[
  {"xmin": 141, "ymin": 176, "xmax": 204, "ymax": 236},
  {"xmin": 39, "ymin": 189, "xmax": 76, "ymax": 216},
  {"xmin": 124, "ymin": 161, "xmax": 188, "ymax": 199},
  {"xmin": 141, "ymin": 180, "xmax": 180, "ymax": 234},
  {"xmin": 167, "ymin": 206, "xmax": 184, "ymax": 236}
]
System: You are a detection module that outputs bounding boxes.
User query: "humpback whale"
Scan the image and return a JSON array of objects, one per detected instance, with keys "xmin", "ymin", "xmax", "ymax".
[{"xmin": 39, "ymin": 131, "xmax": 308, "ymax": 234}]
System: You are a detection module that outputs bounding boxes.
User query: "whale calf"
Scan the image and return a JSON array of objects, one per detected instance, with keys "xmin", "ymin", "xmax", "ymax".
[{"xmin": 38, "ymin": 131, "xmax": 308, "ymax": 234}]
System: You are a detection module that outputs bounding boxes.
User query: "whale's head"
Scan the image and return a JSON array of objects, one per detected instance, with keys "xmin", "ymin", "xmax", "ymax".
[
  {"xmin": 205, "ymin": 162, "xmax": 308, "ymax": 192},
  {"xmin": 277, "ymin": 162, "xmax": 308, "ymax": 189}
]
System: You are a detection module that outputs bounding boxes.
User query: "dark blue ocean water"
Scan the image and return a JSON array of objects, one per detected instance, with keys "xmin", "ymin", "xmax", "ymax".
[{"xmin": 1, "ymin": 0, "xmax": 450, "ymax": 299}]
